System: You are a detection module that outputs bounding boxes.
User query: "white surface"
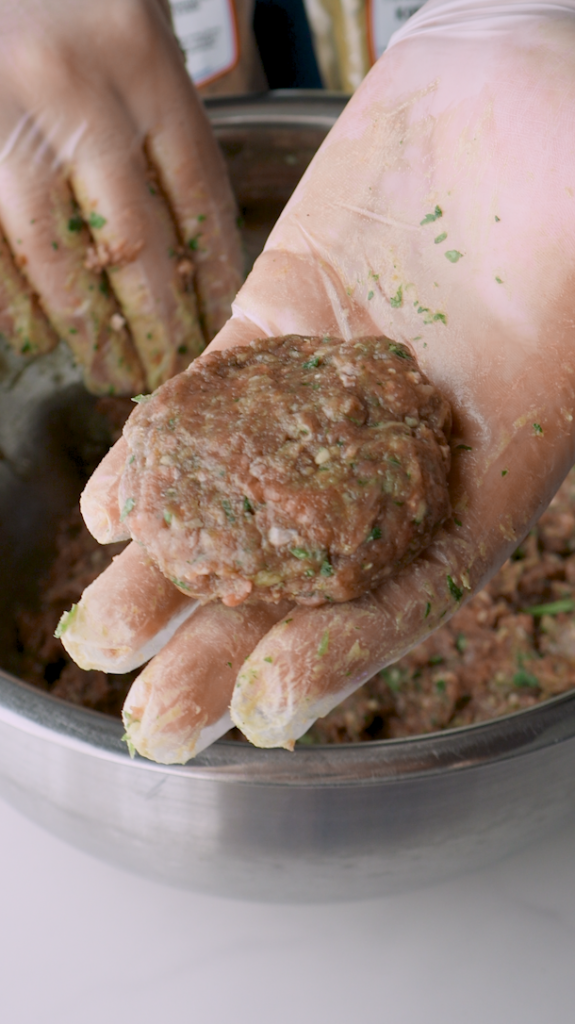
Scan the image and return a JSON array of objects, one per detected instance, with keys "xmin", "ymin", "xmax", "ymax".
[{"xmin": 1, "ymin": 796, "xmax": 575, "ymax": 1024}]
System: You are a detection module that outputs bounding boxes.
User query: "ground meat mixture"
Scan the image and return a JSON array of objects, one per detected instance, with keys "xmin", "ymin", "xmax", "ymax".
[
  {"xmin": 10, "ymin": 464, "xmax": 575, "ymax": 737},
  {"xmin": 120, "ymin": 335, "xmax": 452, "ymax": 607},
  {"xmin": 304, "ymin": 467, "xmax": 575, "ymax": 744},
  {"xmin": 10, "ymin": 396, "xmax": 136, "ymax": 715},
  {"xmin": 9, "ymin": 388, "xmax": 575, "ymax": 744},
  {"xmin": 13, "ymin": 505, "xmax": 135, "ymax": 715}
]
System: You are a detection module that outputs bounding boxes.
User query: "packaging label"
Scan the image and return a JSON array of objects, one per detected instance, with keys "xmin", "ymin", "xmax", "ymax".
[
  {"xmin": 171, "ymin": 0, "xmax": 239, "ymax": 86},
  {"xmin": 367, "ymin": 0, "xmax": 424, "ymax": 61}
]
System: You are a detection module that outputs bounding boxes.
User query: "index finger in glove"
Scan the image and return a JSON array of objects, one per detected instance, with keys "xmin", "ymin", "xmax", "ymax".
[
  {"xmin": 80, "ymin": 437, "xmax": 130, "ymax": 544},
  {"xmin": 59, "ymin": 541, "xmax": 197, "ymax": 674},
  {"xmin": 134, "ymin": 62, "xmax": 244, "ymax": 342},
  {"xmin": 109, "ymin": 1, "xmax": 244, "ymax": 340},
  {"xmin": 122, "ymin": 599, "xmax": 293, "ymax": 764}
]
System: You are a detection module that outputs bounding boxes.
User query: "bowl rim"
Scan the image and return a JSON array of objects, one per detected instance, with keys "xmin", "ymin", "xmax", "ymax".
[
  {"xmin": 204, "ymin": 89, "xmax": 350, "ymax": 131},
  {"xmin": 3, "ymin": 667, "xmax": 575, "ymax": 788}
]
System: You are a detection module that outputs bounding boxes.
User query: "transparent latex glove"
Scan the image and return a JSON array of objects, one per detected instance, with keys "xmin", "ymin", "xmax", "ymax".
[
  {"xmin": 0, "ymin": 0, "xmax": 243, "ymax": 394},
  {"xmin": 63, "ymin": 0, "xmax": 575, "ymax": 760}
]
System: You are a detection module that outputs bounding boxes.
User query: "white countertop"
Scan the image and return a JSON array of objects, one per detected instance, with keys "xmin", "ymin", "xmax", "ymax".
[{"xmin": 1, "ymin": 796, "xmax": 574, "ymax": 1024}]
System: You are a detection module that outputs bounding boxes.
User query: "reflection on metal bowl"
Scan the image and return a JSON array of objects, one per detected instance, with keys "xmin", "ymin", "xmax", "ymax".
[{"xmin": 1, "ymin": 93, "xmax": 575, "ymax": 903}]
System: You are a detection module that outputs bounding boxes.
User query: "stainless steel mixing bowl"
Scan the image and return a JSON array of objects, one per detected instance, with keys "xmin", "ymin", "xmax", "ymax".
[{"xmin": 1, "ymin": 93, "xmax": 575, "ymax": 903}]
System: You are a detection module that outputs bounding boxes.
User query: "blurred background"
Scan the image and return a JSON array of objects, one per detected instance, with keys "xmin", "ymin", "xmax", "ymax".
[{"xmin": 171, "ymin": 0, "xmax": 425, "ymax": 98}]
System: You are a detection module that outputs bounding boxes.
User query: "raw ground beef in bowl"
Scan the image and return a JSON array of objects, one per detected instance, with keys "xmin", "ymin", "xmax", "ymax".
[{"xmin": 11, "ymin": 418, "xmax": 575, "ymax": 744}]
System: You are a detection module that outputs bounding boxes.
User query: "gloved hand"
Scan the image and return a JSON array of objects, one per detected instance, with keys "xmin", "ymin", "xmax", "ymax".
[
  {"xmin": 62, "ymin": 0, "xmax": 575, "ymax": 760},
  {"xmin": 0, "ymin": 0, "xmax": 243, "ymax": 394}
]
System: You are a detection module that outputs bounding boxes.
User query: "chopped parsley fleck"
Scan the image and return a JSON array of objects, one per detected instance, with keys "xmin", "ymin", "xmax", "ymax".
[
  {"xmin": 368, "ymin": 526, "xmax": 382, "ymax": 541},
  {"xmin": 197, "ymin": 214, "xmax": 206, "ymax": 223},
  {"xmin": 445, "ymin": 250, "xmax": 463, "ymax": 263},
  {"xmin": 434, "ymin": 232, "xmax": 447, "ymax": 244},
  {"xmin": 54, "ymin": 604, "xmax": 78, "ymax": 638},
  {"xmin": 501, "ymin": 469, "xmax": 508, "ymax": 477},
  {"xmin": 453, "ymin": 516, "xmax": 463, "ymax": 527},
  {"xmin": 297, "ymin": 733, "xmax": 316, "ymax": 746},
  {"xmin": 513, "ymin": 669, "xmax": 539, "ymax": 689},
  {"xmin": 188, "ymin": 233, "xmax": 201, "ymax": 250},
  {"xmin": 302, "ymin": 355, "xmax": 320, "ymax": 369},
  {"xmin": 455, "ymin": 633, "xmax": 467, "ymax": 654},
  {"xmin": 264, "ymin": 656, "xmax": 273, "ymax": 663},
  {"xmin": 131, "ymin": 393, "xmax": 150, "ymax": 403},
  {"xmin": 51, "ymin": 241, "xmax": 58, "ymax": 250},
  {"xmin": 88, "ymin": 211, "xmax": 107, "ymax": 229},
  {"xmin": 120, "ymin": 497, "xmax": 135, "ymax": 522},
  {"xmin": 320, "ymin": 560, "xmax": 334, "ymax": 577},
  {"xmin": 389, "ymin": 284, "xmax": 403, "ymax": 308},
  {"xmin": 533, "ymin": 423, "xmax": 543, "ymax": 435},
  {"xmin": 148, "ymin": 183, "xmax": 157, "ymax": 196},
  {"xmin": 69, "ymin": 327, "xmax": 77, "ymax": 334},
  {"xmin": 318, "ymin": 630, "xmax": 330, "ymax": 656},
  {"xmin": 432, "ymin": 312, "xmax": 447, "ymax": 324},
  {"xmin": 68, "ymin": 213, "xmax": 84, "ymax": 232},
  {"xmin": 243, "ymin": 496, "xmax": 254, "ymax": 513},
  {"xmin": 227, "ymin": 661, "xmax": 232, "ymax": 667},
  {"xmin": 121, "ymin": 732, "xmax": 137, "ymax": 758},
  {"xmin": 523, "ymin": 598, "xmax": 575, "ymax": 617},
  {"xmin": 290, "ymin": 547, "xmax": 311, "ymax": 560},
  {"xmin": 420, "ymin": 205, "xmax": 443, "ymax": 225},
  {"xmin": 455, "ymin": 444, "xmax": 473, "ymax": 451},
  {"xmin": 447, "ymin": 575, "xmax": 463, "ymax": 601},
  {"xmin": 388, "ymin": 342, "xmax": 410, "ymax": 359},
  {"xmin": 367, "ymin": 290, "xmax": 374, "ymax": 300},
  {"xmin": 163, "ymin": 509, "xmax": 173, "ymax": 525},
  {"xmin": 495, "ymin": 215, "xmax": 501, "ymax": 222},
  {"xmin": 495, "ymin": 276, "xmax": 503, "ymax": 284},
  {"xmin": 170, "ymin": 577, "xmax": 191, "ymax": 591},
  {"xmin": 435, "ymin": 679, "xmax": 446, "ymax": 693},
  {"xmin": 222, "ymin": 498, "xmax": 235, "ymax": 521},
  {"xmin": 425, "ymin": 602, "xmax": 431, "ymax": 618}
]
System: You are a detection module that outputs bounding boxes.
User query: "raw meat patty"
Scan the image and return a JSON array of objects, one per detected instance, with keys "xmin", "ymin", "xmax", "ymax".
[{"xmin": 119, "ymin": 335, "xmax": 452, "ymax": 607}]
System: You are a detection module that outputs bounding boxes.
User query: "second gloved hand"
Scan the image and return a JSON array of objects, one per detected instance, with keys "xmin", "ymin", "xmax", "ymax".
[{"xmin": 0, "ymin": 0, "xmax": 243, "ymax": 394}]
